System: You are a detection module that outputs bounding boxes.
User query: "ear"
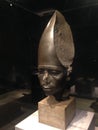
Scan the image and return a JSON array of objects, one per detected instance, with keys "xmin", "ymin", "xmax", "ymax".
[{"xmin": 54, "ymin": 10, "xmax": 75, "ymax": 68}]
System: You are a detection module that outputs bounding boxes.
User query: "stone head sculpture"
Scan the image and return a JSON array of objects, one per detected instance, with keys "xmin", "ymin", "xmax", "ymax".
[{"xmin": 38, "ymin": 10, "xmax": 75, "ymax": 101}]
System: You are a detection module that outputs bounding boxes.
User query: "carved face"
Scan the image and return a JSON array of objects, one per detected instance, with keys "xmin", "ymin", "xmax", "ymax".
[{"xmin": 38, "ymin": 65, "xmax": 66, "ymax": 96}]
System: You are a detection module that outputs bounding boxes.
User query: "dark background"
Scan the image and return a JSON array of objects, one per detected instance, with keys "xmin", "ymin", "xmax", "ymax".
[{"xmin": 0, "ymin": 0, "xmax": 98, "ymax": 98}]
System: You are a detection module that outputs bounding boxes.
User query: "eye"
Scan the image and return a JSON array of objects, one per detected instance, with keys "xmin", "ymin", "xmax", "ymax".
[
  {"xmin": 38, "ymin": 69, "xmax": 45, "ymax": 75},
  {"xmin": 49, "ymin": 70, "xmax": 61, "ymax": 75}
]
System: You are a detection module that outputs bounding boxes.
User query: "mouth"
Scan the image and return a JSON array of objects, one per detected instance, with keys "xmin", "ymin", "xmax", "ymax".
[
  {"xmin": 43, "ymin": 85, "xmax": 50, "ymax": 89},
  {"xmin": 43, "ymin": 87, "xmax": 53, "ymax": 92},
  {"xmin": 42, "ymin": 85, "xmax": 56, "ymax": 93},
  {"xmin": 42, "ymin": 85, "xmax": 54, "ymax": 91}
]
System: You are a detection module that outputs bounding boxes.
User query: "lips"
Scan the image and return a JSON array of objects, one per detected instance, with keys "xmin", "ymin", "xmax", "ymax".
[
  {"xmin": 42, "ymin": 84, "xmax": 55, "ymax": 91},
  {"xmin": 42, "ymin": 86, "xmax": 53, "ymax": 91},
  {"xmin": 43, "ymin": 85, "xmax": 50, "ymax": 88},
  {"xmin": 42, "ymin": 86, "xmax": 54, "ymax": 94},
  {"xmin": 42, "ymin": 84, "xmax": 56, "ymax": 93}
]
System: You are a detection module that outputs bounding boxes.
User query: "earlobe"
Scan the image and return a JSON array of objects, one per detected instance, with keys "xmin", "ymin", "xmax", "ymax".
[{"xmin": 66, "ymin": 66, "xmax": 72, "ymax": 76}]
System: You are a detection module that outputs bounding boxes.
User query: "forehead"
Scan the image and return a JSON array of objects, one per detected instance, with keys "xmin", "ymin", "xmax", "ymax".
[{"xmin": 38, "ymin": 65, "xmax": 64, "ymax": 70}]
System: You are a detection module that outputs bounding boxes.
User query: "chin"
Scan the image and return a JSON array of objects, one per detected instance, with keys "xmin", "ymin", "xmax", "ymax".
[
  {"xmin": 44, "ymin": 89, "xmax": 55, "ymax": 95},
  {"xmin": 43, "ymin": 88, "xmax": 61, "ymax": 96}
]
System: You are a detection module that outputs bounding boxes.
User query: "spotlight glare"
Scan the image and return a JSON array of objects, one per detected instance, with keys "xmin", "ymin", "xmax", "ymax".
[{"xmin": 10, "ymin": 3, "xmax": 13, "ymax": 7}]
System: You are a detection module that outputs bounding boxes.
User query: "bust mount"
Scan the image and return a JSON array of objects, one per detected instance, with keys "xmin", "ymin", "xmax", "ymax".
[{"xmin": 38, "ymin": 10, "xmax": 75, "ymax": 101}]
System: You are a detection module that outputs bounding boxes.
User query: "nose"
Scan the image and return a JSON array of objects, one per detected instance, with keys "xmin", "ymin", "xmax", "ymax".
[{"xmin": 43, "ymin": 71, "xmax": 49, "ymax": 80}]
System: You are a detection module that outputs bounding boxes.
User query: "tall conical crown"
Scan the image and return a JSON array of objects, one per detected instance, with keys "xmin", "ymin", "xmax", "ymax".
[{"xmin": 38, "ymin": 10, "xmax": 75, "ymax": 71}]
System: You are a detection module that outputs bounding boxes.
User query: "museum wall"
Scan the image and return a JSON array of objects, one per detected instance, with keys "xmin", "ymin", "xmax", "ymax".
[{"xmin": 0, "ymin": 1, "xmax": 41, "ymax": 93}]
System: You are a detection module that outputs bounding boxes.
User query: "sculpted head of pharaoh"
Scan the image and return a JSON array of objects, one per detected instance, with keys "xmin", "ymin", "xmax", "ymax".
[{"xmin": 38, "ymin": 10, "xmax": 75, "ymax": 101}]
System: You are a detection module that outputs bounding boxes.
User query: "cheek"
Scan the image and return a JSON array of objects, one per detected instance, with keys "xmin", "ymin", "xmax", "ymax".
[
  {"xmin": 53, "ymin": 75, "xmax": 65, "ymax": 85},
  {"xmin": 53, "ymin": 74, "xmax": 64, "ymax": 81},
  {"xmin": 38, "ymin": 76, "xmax": 43, "ymax": 84},
  {"xmin": 53, "ymin": 78, "xmax": 63, "ymax": 85}
]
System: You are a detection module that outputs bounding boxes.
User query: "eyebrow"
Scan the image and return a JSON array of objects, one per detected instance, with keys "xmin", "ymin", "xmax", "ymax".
[
  {"xmin": 38, "ymin": 65, "xmax": 64, "ymax": 70},
  {"xmin": 38, "ymin": 68, "xmax": 64, "ymax": 71}
]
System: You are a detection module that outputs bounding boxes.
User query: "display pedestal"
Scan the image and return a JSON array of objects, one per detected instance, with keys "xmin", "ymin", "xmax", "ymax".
[
  {"xmin": 38, "ymin": 96, "xmax": 76, "ymax": 129},
  {"xmin": 15, "ymin": 109, "xmax": 95, "ymax": 130}
]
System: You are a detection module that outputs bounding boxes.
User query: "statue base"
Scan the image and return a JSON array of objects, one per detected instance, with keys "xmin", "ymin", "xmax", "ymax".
[{"xmin": 38, "ymin": 96, "xmax": 76, "ymax": 130}]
